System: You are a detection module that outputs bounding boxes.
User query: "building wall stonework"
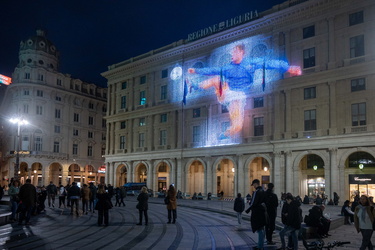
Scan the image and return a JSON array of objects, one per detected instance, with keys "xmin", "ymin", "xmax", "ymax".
[{"xmin": 102, "ymin": 0, "xmax": 375, "ymax": 201}]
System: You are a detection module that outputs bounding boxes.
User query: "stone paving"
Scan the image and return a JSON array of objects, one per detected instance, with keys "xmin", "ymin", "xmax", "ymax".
[{"xmin": 0, "ymin": 195, "xmax": 373, "ymax": 249}]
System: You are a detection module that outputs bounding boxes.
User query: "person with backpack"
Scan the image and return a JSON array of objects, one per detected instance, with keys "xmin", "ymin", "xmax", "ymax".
[
  {"xmin": 277, "ymin": 193, "xmax": 302, "ymax": 250},
  {"xmin": 265, "ymin": 183, "xmax": 278, "ymax": 245}
]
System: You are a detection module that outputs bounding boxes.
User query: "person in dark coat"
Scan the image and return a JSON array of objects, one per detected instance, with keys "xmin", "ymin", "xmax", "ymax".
[
  {"xmin": 96, "ymin": 184, "xmax": 112, "ymax": 226},
  {"xmin": 136, "ymin": 186, "xmax": 149, "ymax": 225},
  {"xmin": 341, "ymin": 200, "xmax": 354, "ymax": 224},
  {"xmin": 303, "ymin": 195, "xmax": 310, "ymax": 204},
  {"xmin": 166, "ymin": 184, "xmax": 177, "ymax": 224},
  {"xmin": 265, "ymin": 183, "xmax": 278, "ymax": 245},
  {"xmin": 67, "ymin": 182, "xmax": 81, "ymax": 216},
  {"xmin": 233, "ymin": 193, "xmax": 245, "ymax": 225},
  {"xmin": 245, "ymin": 179, "xmax": 266, "ymax": 250},
  {"xmin": 333, "ymin": 192, "xmax": 339, "ymax": 206},
  {"xmin": 18, "ymin": 179, "xmax": 37, "ymax": 225},
  {"xmin": 315, "ymin": 195, "xmax": 323, "ymax": 205},
  {"xmin": 278, "ymin": 193, "xmax": 302, "ymax": 249},
  {"xmin": 89, "ymin": 182, "xmax": 97, "ymax": 213}
]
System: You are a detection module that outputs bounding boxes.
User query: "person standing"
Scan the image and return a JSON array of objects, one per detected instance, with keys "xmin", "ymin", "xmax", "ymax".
[
  {"xmin": 68, "ymin": 182, "xmax": 81, "ymax": 216},
  {"xmin": 46, "ymin": 181, "xmax": 58, "ymax": 208},
  {"xmin": 81, "ymin": 184, "xmax": 91, "ymax": 215},
  {"xmin": 58, "ymin": 185, "xmax": 67, "ymax": 208},
  {"xmin": 96, "ymin": 184, "xmax": 112, "ymax": 226},
  {"xmin": 233, "ymin": 193, "xmax": 245, "ymax": 225},
  {"xmin": 333, "ymin": 192, "xmax": 340, "ymax": 206},
  {"xmin": 265, "ymin": 183, "xmax": 279, "ymax": 245},
  {"xmin": 166, "ymin": 184, "xmax": 177, "ymax": 224},
  {"xmin": 18, "ymin": 179, "xmax": 37, "ymax": 225},
  {"xmin": 278, "ymin": 194, "xmax": 302, "ymax": 250},
  {"xmin": 119, "ymin": 186, "xmax": 126, "ymax": 207},
  {"xmin": 341, "ymin": 200, "xmax": 354, "ymax": 225},
  {"xmin": 8, "ymin": 180, "xmax": 20, "ymax": 222},
  {"xmin": 245, "ymin": 179, "xmax": 266, "ymax": 250},
  {"xmin": 354, "ymin": 195, "xmax": 375, "ymax": 250},
  {"xmin": 136, "ymin": 186, "xmax": 149, "ymax": 226},
  {"xmin": 89, "ymin": 182, "xmax": 97, "ymax": 213}
]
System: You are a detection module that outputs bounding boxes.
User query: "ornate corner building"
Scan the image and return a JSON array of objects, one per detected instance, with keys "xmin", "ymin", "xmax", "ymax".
[
  {"xmin": 0, "ymin": 30, "xmax": 107, "ymax": 187},
  {"xmin": 102, "ymin": 0, "xmax": 374, "ymax": 200}
]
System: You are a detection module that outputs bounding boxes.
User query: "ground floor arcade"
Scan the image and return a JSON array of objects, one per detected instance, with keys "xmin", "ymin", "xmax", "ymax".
[{"xmin": 105, "ymin": 142, "xmax": 375, "ymax": 203}]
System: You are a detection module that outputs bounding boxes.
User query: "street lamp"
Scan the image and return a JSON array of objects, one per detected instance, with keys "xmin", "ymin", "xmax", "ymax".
[{"xmin": 9, "ymin": 118, "xmax": 29, "ymax": 180}]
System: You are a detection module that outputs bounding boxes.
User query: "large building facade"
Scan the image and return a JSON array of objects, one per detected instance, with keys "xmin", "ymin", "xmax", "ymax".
[
  {"xmin": 0, "ymin": 30, "xmax": 107, "ymax": 187},
  {"xmin": 102, "ymin": 0, "xmax": 375, "ymax": 201}
]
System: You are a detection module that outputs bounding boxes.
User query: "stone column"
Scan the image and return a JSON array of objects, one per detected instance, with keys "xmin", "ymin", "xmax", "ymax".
[
  {"xmin": 273, "ymin": 151, "xmax": 283, "ymax": 195},
  {"xmin": 206, "ymin": 157, "xmax": 213, "ymax": 196},
  {"xmin": 327, "ymin": 17, "xmax": 336, "ymax": 69},
  {"xmin": 285, "ymin": 151, "xmax": 293, "ymax": 193},
  {"xmin": 329, "ymin": 148, "xmax": 339, "ymax": 200},
  {"xmin": 237, "ymin": 155, "xmax": 244, "ymax": 197}
]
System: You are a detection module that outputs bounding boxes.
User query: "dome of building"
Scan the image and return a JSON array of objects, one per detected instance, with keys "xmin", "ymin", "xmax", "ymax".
[{"xmin": 19, "ymin": 29, "xmax": 59, "ymax": 57}]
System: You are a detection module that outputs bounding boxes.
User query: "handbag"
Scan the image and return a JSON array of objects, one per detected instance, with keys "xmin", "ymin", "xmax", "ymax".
[{"xmin": 164, "ymin": 196, "xmax": 170, "ymax": 205}]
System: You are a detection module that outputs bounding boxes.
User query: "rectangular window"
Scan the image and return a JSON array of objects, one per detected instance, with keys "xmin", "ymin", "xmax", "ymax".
[
  {"xmin": 121, "ymin": 96, "xmax": 126, "ymax": 109},
  {"xmin": 161, "ymin": 69, "xmax": 168, "ymax": 78},
  {"xmin": 351, "ymin": 78, "xmax": 366, "ymax": 92},
  {"xmin": 222, "ymin": 105, "xmax": 229, "ymax": 113},
  {"xmin": 23, "ymin": 104, "xmax": 29, "ymax": 114},
  {"xmin": 139, "ymin": 133, "xmax": 145, "ymax": 148},
  {"xmin": 38, "ymin": 74, "xmax": 44, "ymax": 81},
  {"xmin": 254, "ymin": 117, "xmax": 264, "ymax": 136},
  {"xmin": 57, "ymin": 79, "xmax": 62, "ymax": 86},
  {"xmin": 139, "ymin": 117, "xmax": 146, "ymax": 126},
  {"xmin": 37, "ymin": 90, "xmax": 44, "ymax": 97},
  {"xmin": 73, "ymin": 144, "xmax": 78, "ymax": 155},
  {"xmin": 35, "ymin": 136, "xmax": 42, "ymax": 151},
  {"xmin": 88, "ymin": 116, "xmax": 94, "ymax": 125},
  {"xmin": 102, "ymin": 133, "xmax": 106, "ymax": 141},
  {"xmin": 73, "ymin": 129, "xmax": 79, "ymax": 136},
  {"xmin": 160, "ymin": 85, "xmax": 167, "ymax": 100},
  {"xmin": 89, "ymin": 102, "xmax": 94, "ymax": 109},
  {"xmin": 87, "ymin": 145, "xmax": 93, "ymax": 157},
  {"xmin": 54, "ymin": 125, "xmax": 60, "ymax": 133},
  {"xmin": 304, "ymin": 109, "xmax": 317, "ymax": 131},
  {"xmin": 303, "ymin": 47, "xmax": 316, "ymax": 68},
  {"xmin": 55, "ymin": 109, "xmax": 61, "ymax": 119},
  {"xmin": 350, "ymin": 35, "xmax": 364, "ymax": 58},
  {"xmin": 349, "ymin": 11, "xmax": 363, "ymax": 26},
  {"xmin": 160, "ymin": 130, "xmax": 167, "ymax": 146},
  {"xmin": 36, "ymin": 105, "xmax": 43, "ymax": 115},
  {"xmin": 88, "ymin": 131, "xmax": 93, "ymax": 138},
  {"xmin": 160, "ymin": 113, "xmax": 167, "ymax": 123},
  {"xmin": 352, "ymin": 103, "xmax": 366, "ymax": 126},
  {"xmin": 193, "ymin": 108, "xmax": 201, "ymax": 118},
  {"xmin": 120, "ymin": 136, "xmax": 126, "ymax": 149},
  {"xmin": 193, "ymin": 126, "xmax": 201, "ymax": 143},
  {"xmin": 25, "ymin": 73, "xmax": 30, "ymax": 79},
  {"xmin": 139, "ymin": 91, "xmax": 146, "ymax": 105},
  {"xmin": 304, "ymin": 87, "xmax": 316, "ymax": 100},
  {"xmin": 55, "ymin": 96, "xmax": 61, "ymax": 101},
  {"xmin": 74, "ymin": 113, "xmax": 79, "ymax": 122},
  {"xmin": 24, "ymin": 89, "xmax": 29, "ymax": 95},
  {"xmin": 21, "ymin": 136, "xmax": 29, "ymax": 151},
  {"xmin": 121, "ymin": 81, "xmax": 127, "ymax": 89},
  {"xmin": 140, "ymin": 75, "xmax": 146, "ymax": 85},
  {"xmin": 53, "ymin": 142, "xmax": 60, "ymax": 153},
  {"xmin": 221, "ymin": 122, "xmax": 230, "ymax": 136},
  {"xmin": 254, "ymin": 97, "xmax": 264, "ymax": 108},
  {"xmin": 303, "ymin": 25, "xmax": 315, "ymax": 39},
  {"xmin": 120, "ymin": 121, "xmax": 126, "ymax": 129},
  {"xmin": 102, "ymin": 119, "xmax": 106, "ymax": 128}
]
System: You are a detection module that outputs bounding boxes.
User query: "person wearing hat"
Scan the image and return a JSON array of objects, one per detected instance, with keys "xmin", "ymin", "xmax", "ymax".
[{"xmin": 245, "ymin": 179, "xmax": 266, "ymax": 249}]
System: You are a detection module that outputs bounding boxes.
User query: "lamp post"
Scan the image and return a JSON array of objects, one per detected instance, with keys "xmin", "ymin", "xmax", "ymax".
[{"xmin": 9, "ymin": 118, "xmax": 28, "ymax": 180}]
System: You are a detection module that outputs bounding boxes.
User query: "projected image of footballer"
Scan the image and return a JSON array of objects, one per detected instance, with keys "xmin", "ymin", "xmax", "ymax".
[{"xmin": 188, "ymin": 43, "xmax": 300, "ymax": 139}]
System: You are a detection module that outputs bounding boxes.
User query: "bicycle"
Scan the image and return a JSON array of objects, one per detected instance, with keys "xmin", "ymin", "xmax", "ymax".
[{"xmin": 302, "ymin": 239, "xmax": 351, "ymax": 250}]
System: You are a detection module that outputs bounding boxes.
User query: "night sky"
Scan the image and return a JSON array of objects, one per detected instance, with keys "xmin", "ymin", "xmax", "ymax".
[{"xmin": 0, "ymin": 0, "xmax": 286, "ymax": 88}]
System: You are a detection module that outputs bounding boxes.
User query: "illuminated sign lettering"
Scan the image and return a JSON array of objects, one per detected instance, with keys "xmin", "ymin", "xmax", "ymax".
[
  {"xmin": 187, "ymin": 11, "xmax": 259, "ymax": 42},
  {"xmin": 0, "ymin": 74, "xmax": 12, "ymax": 85}
]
